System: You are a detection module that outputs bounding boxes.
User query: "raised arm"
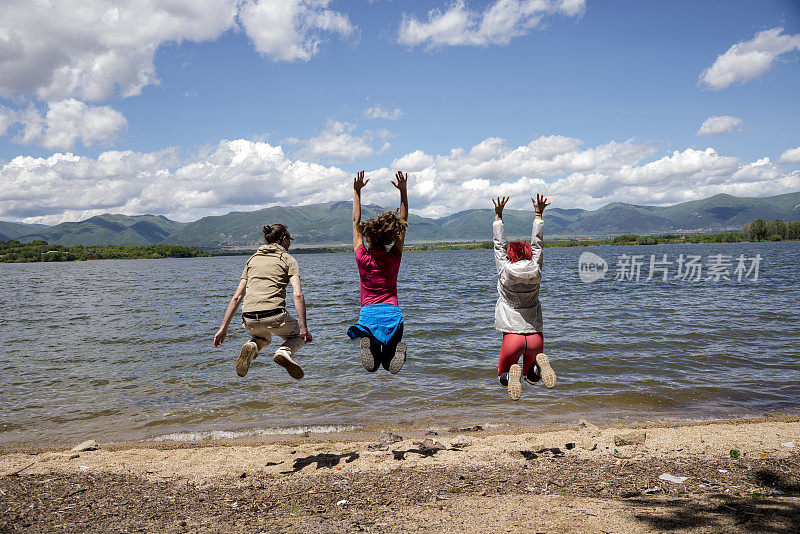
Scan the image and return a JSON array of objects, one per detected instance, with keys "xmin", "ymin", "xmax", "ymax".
[
  {"xmin": 492, "ymin": 196, "xmax": 509, "ymax": 271},
  {"xmin": 352, "ymin": 170, "xmax": 369, "ymax": 251},
  {"xmin": 391, "ymin": 170, "xmax": 409, "ymax": 252},
  {"xmin": 530, "ymin": 194, "xmax": 549, "ymax": 270}
]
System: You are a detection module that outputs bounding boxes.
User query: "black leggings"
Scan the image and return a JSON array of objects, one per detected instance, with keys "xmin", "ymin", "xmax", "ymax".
[{"xmin": 369, "ymin": 323, "xmax": 404, "ymax": 368}]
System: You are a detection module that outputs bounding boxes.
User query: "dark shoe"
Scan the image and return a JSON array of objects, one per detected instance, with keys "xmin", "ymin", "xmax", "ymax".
[
  {"xmin": 525, "ymin": 364, "xmax": 541, "ymax": 385},
  {"xmin": 236, "ymin": 341, "xmax": 258, "ymax": 377},
  {"xmin": 536, "ymin": 353, "xmax": 556, "ymax": 388},
  {"xmin": 360, "ymin": 338, "xmax": 379, "ymax": 372},
  {"xmin": 274, "ymin": 350, "xmax": 304, "ymax": 380},
  {"xmin": 385, "ymin": 342, "xmax": 406, "ymax": 374},
  {"xmin": 507, "ymin": 364, "xmax": 522, "ymax": 400},
  {"xmin": 498, "ymin": 372, "xmax": 509, "ymax": 387}
]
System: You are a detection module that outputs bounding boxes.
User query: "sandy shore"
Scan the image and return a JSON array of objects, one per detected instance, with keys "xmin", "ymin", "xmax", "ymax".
[{"xmin": 2, "ymin": 416, "xmax": 798, "ymax": 533}]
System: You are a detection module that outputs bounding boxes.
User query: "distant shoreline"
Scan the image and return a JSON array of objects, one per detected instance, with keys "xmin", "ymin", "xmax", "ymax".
[
  {"xmin": 0, "ymin": 241, "xmax": 213, "ymax": 263},
  {"xmin": 242, "ymin": 231, "xmax": 799, "ymax": 255},
  {"xmin": 2, "ymin": 233, "xmax": 798, "ymax": 262}
]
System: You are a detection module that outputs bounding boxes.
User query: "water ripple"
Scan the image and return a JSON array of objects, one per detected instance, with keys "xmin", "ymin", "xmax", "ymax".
[{"xmin": 1, "ymin": 241, "xmax": 799, "ymax": 446}]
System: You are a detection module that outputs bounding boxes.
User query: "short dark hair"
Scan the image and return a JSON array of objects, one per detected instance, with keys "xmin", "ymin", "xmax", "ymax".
[{"xmin": 262, "ymin": 224, "xmax": 290, "ymax": 244}]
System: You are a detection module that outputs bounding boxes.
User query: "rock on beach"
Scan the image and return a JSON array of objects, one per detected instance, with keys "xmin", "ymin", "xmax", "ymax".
[
  {"xmin": 70, "ymin": 440, "xmax": 99, "ymax": 452},
  {"xmin": 614, "ymin": 431, "xmax": 646, "ymax": 447}
]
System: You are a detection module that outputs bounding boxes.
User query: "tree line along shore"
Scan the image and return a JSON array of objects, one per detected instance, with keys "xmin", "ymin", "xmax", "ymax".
[
  {"xmin": 413, "ymin": 217, "xmax": 800, "ymax": 251},
  {"xmin": 1, "ymin": 218, "xmax": 798, "ymax": 262},
  {"xmin": 0, "ymin": 241, "xmax": 213, "ymax": 263}
]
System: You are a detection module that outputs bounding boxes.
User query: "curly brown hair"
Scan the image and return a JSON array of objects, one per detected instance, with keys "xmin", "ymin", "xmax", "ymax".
[{"xmin": 359, "ymin": 211, "xmax": 408, "ymax": 248}]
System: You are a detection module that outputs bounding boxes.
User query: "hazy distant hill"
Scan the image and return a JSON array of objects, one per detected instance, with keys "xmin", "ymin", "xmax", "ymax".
[
  {"xmin": 442, "ymin": 192, "xmax": 800, "ymax": 240},
  {"xmin": 166, "ymin": 201, "xmax": 453, "ymax": 248},
  {"xmin": 5, "ymin": 191, "xmax": 800, "ymax": 248},
  {"xmin": 653, "ymin": 192, "xmax": 800, "ymax": 230},
  {"xmin": 17, "ymin": 214, "xmax": 184, "ymax": 246},
  {"xmin": 436, "ymin": 207, "xmax": 574, "ymax": 240},
  {"xmin": 0, "ymin": 221, "xmax": 49, "ymax": 241},
  {"xmin": 565, "ymin": 203, "xmax": 677, "ymax": 235}
]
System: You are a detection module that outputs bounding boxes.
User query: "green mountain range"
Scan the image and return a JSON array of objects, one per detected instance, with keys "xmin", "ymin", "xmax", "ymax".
[
  {"xmin": 4, "ymin": 191, "xmax": 799, "ymax": 249},
  {"xmin": 0, "ymin": 221, "xmax": 48, "ymax": 242},
  {"xmin": 16, "ymin": 214, "xmax": 184, "ymax": 246}
]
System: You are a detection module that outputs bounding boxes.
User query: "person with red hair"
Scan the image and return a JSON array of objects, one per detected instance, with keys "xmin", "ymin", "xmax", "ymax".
[{"xmin": 492, "ymin": 194, "xmax": 556, "ymax": 400}]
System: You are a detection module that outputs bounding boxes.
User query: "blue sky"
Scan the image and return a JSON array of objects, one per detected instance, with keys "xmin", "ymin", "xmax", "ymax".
[{"xmin": 1, "ymin": 0, "xmax": 799, "ymax": 224}]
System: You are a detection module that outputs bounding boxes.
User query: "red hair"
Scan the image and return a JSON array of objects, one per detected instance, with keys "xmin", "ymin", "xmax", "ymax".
[{"xmin": 506, "ymin": 241, "xmax": 532, "ymax": 263}]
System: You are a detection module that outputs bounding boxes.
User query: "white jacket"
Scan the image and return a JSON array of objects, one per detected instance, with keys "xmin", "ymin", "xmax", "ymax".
[{"xmin": 493, "ymin": 218, "xmax": 543, "ymax": 333}]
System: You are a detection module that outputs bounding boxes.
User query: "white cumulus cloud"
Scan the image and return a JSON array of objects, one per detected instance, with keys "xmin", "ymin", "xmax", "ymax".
[
  {"xmin": 779, "ymin": 146, "xmax": 800, "ymax": 164},
  {"xmin": 0, "ymin": 99, "xmax": 127, "ymax": 150},
  {"xmin": 0, "ymin": 0, "xmax": 354, "ymax": 103},
  {"xmin": 699, "ymin": 27, "xmax": 800, "ymax": 90},
  {"xmin": 0, "ymin": 0, "xmax": 238, "ymax": 102},
  {"xmin": 695, "ymin": 115, "xmax": 743, "ymax": 136},
  {"xmin": 239, "ymin": 0, "xmax": 355, "ymax": 61},
  {"xmin": 0, "ymin": 141, "xmax": 350, "ymax": 224},
  {"xmin": 398, "ymin": 0, "xmax": 585, "ymax": 48},
  {"xmin": 379, "ymin": 138, "xmax": 798, "ymax": 217},
  {"xmin": 288, "ymin": 120, "xmax": 385, "ymax": 163},
  {"xmin": 365, "ymin": 104, "xmax": 404, "ymax": 120},
  {"xmin": 0, "ymin": 106, "xmax": 17, "ymax": 137},
  {"xmin": 2, "ymin": 135, "xmax": 798, "ymax": 225}
]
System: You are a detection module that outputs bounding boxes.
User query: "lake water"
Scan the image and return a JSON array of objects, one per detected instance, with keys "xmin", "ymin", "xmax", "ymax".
[{"xmin": 1, "ymin": 242, "xmax": 799, "ymax": 447}]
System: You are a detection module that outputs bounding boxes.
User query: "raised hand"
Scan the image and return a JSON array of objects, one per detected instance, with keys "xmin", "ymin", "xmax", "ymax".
[
  {"xmin": 532, "ymin": 194, "xmax": 550, "ymax": 214},
  {"xmin": 391, "ymin": 170, "xmax": 407, "ymax": 192},
  {"xmin": 354, "ymin": 170, "xmax": 370, "ymax": 192},
  {"xmin": 492, "ymin": 196, "xmax": 509, "ymax": 220}
]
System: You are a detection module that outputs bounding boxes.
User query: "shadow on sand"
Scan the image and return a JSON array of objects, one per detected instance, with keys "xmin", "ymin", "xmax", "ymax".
[
  {"xmin": 281, "ymin": 452, "xmax": 359, "ymax": 474},
  {"xmin": 630, "ymin": 468, "xmax": 800, "ymax": 533}
]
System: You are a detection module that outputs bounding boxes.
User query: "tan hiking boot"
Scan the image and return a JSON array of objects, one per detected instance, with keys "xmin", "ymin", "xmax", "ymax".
[
  {"xmin": 360, "ymin": 337, "xmax": 379, "ymax": 372},
  {"xmin": 236, "ymin": 341, "xmax": 258, "ymax": 377},
  {"xmin": 386, "ymin": 342, "xmax": 407, "ymax": 374}
]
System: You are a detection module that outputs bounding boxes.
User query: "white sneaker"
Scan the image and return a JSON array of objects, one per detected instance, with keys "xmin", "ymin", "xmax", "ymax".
[
  {"xmin": 274, "ymin": 350, "xmax": 304, "ymax": 380},
  {"xmin": 507, "ymin": 364, "xmax": 522, "ymax": 401},
  {"xmin": 536, "ymin": 354, "xmax": 556, "ymax": 388}
]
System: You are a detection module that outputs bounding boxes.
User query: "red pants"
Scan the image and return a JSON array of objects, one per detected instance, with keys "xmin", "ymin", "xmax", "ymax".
[{"xmin": 498, "ymin": 333, "xmax": 543, "ymax": 375}]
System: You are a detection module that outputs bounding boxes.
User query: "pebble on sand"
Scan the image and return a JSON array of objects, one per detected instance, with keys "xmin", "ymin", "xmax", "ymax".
[
  {"xmin": 450, "ymin": 436, "xmax": 473, "ymax": 449},
  {"xmin": 576, "ymin": 419, "xmax": 600, "ymax": 450},
  {"xmin": 614, "ymin": 431, "xmax": 646, "ymax": 447},
  {"xmin": 577, "ymin": 419, "xmax": 599, "ymax": 434},
  {"xmin": 71, "ymin": 440, "xmax": 99, "ymax": 452}
]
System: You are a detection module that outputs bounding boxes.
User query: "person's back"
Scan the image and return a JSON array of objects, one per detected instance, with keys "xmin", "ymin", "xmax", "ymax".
[
  {"xmin": 491, "ymin": 195, "xmax": 555, "ymax": 401},
  {"xmin": 355, "ymin": 244, "xmax": 402, "ymax": 306},
  {"xmin": 347, "ymin": 170, "xmax": 409, "ymax": 375},
  {"xmin": 495, "ymin": 223, "xmax": 543, "ymax": 314},
  {"xmin": 241, "ymin": 243, "xmax": 297, "ymax": 312},
  {"xmin": 213, "ymin": 224, "xmax": 312, "ymax": 381}
]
